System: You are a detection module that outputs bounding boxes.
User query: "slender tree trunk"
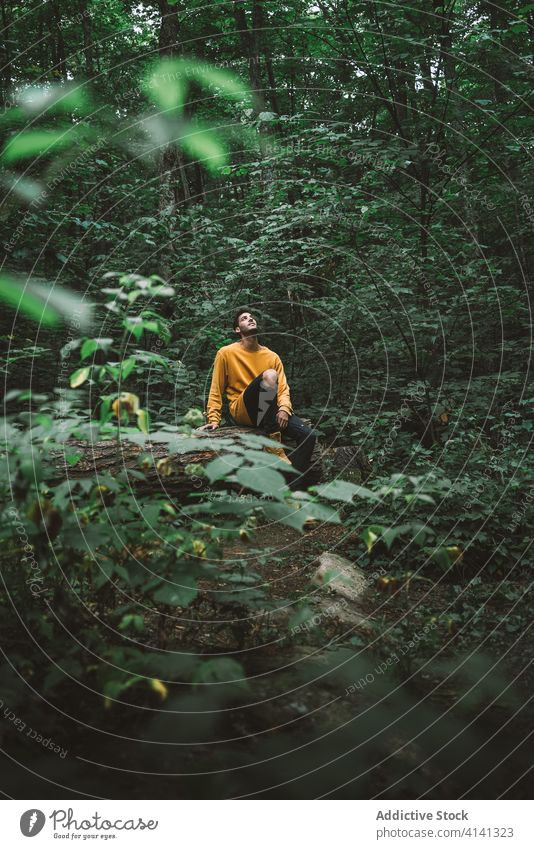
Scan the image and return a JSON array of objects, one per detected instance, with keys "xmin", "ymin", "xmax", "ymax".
[
  {"xmin": 232, "ymin": 0, "xmax": 265, "ymax": 114},
  {"xmin": 483, "ymin": 0, "xmax": 509, "ymax": 104},
  {"xmin": 156, "ymin": 0, "xmax": 191, "ymax": 257},
  {"xmin": 232, "ymin": 1, "xmax": 278, "ymax": 191},
  {"xmin": 263, "ymin": 52, "xmax": 279, "ymax": 114},
  {"xmin": 0, "ymin": 0, "xmax": 12, "ymax": 106},
  {"xmin": 37, "ymin": 7, "xmax": 47, "ymax": 78},
  {"xmin": 79, "ymin": 0, "xmax": 95, "ymax": 78},
  {"xmin": 51, "ymin": 1, "xmax": 67, "ymax": 77},
  {"xmin": 158, "ymin": 0, "xmax": 180, "ymax": 54},
  {"xmin": 193, "ymin": 162, "xmax": 205, "ymax": 204}
]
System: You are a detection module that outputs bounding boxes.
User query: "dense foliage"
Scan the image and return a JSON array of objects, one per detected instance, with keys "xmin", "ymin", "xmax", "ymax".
[{"xmin": 0, "ymin": 0, "xmax": 532, "ymax": 798}]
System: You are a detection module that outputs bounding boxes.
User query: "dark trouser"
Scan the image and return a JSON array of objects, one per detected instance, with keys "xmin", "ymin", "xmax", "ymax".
[{"xmin": 235, "ymin": 374, "xmax": 317, "ymax": 476}]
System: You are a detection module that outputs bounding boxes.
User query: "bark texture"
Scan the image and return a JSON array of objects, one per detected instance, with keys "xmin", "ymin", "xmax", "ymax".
[{"xmin": 52, "ymin": 425, "xmax": 371, "ymax": 501}]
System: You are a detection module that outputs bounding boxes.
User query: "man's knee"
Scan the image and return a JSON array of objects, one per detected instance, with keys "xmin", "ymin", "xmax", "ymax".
[{"xmin": 261, "ymin": 368, "xmax": 278, "ymax": 387}]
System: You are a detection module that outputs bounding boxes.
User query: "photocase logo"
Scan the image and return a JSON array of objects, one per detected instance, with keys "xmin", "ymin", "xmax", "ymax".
[{"xmin": 20, "ymin": 809, "xmax": 46, "ymax": 837}]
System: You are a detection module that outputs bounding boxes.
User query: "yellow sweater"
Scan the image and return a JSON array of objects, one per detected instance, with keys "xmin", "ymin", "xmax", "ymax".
[{"xmin": 206, "ymin": 342, "xmax": 293, "ymax": 426}]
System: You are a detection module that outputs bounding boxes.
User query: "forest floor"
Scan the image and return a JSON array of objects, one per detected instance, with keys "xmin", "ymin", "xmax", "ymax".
[
  {"xmin": 127, "ymin": 517, "xmax": 534, "ymax": 798},
  {"xmin": 3, "ymin": 516, "xmax": 533, "ymax": 799}
]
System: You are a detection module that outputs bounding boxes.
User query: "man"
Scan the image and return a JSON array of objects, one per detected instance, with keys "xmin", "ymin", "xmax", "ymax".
[{"xmin": 200, "ymin": 307, "xmax": 316, "ymax": 487}]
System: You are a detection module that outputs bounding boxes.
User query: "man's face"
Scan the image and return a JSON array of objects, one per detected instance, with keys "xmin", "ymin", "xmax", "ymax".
[{"xmin": 235, "ymin": 312, "xmax": 257, "ymax": 336}]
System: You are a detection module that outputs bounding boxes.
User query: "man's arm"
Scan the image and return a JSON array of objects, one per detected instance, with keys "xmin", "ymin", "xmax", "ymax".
[
  {"xmin": 273, "ymin": 355, "xmax": 293, "ymax": 416},
  {"xmin": 205, "ymin": 350, "xmax": 226, "ymax": 426}
]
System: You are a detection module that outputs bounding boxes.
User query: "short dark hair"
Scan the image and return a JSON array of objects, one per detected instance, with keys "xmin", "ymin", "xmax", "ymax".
[{"xmin": 233, "ymin": 306, "xmax": 254, "ymax": 331}]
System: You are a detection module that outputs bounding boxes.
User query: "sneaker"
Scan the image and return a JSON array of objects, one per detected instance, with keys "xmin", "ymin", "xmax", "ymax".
[{"xmin": 264, "ymin": 431, "xmax": 292, "ymax": 464}]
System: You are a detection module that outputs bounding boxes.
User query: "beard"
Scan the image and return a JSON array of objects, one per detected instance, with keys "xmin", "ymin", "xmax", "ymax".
[{"xmin": 240, "ymin": 323, "xmax": 259, "ymax": 338}]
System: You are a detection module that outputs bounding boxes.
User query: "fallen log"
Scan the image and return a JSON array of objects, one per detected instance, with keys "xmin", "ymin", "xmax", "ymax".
[{"xmin": 51, "ymin": 424, "xmax": 370, "ymax": 501}]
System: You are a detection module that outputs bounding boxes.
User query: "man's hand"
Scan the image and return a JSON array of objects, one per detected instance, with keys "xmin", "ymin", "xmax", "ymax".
[
  {"xmin": 276, "ymin": 410, "xmax": 289, "ymax": 431},
  {"xmin": 198, "ymin": 422, "xmax": 219, "ymax": 431}
]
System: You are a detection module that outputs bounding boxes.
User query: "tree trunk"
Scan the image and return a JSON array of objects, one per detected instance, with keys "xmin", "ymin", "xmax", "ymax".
[
  {"xmin": 0, "ymin": 0, "xmax": 12, "ymax": 106},
  {"xmin": 156, "ymin": 0, "xmax": 191, "ymax": 275},
  {"xmin": 51, "ymin": 429, "xmax": 370, "ymax": 500},
  {"xmin": 263, "ymin": 51, "xmax": 280, "ymax": 114},
  {"xmin": 79, "ymin": 0, "xmax": 95, "ymax": 78},
  {"xmin": 233, "ymin": 0, "xmax": 265, "ymax": 114},
  {"xmin": 50, "ymin": 1, "xmax": 67, "ymax": 78},
  {"xmin": 158, "ymin": 0, "xmax": 181, "ymax": 54}
]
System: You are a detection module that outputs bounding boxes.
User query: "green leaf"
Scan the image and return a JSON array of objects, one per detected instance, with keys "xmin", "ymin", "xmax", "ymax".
[
  {"xmin": 103, "ymin": 676, "xmax": 140, "ymax": 701},
  {"xmin": 0, "ymin": 274, "xmax": 59, "ymax": 326},
  {"xmin": 0, "ymin": 275, "xmax": 92, "ymax": 329},
  {"xmin": 238, "ymin": 433, "xmax": 281, "ymax": 449},
  {"xmin": 121, "ymin": 357, "xmax": 136, "ymax": 380},
  {"xmin": 432, "ymin": 547, "xmax": 452, "ymax": 571},
  {"xmin": 145, "ymin": 58, "xmax": 247, "ymax": 115},
  {"xmin": 153, "ymin": 582, "xmax": 197, "ymax": 607},
  {"xmin": 44, "ymin": 282, "xmax": 93, "ymax": 330},
  {"xmin": 301, "ymin": 502, "xmax": 341, "ymax": 523},
  {"xmin": 95, "ymin": 557, "xmax": 115, "ymax": 589},
  {"xmin": 361, "ymin": 525, "xmax": 384, "ymax": 554},
  {"xmin": 381, "ymin": 524, "xmax": 414, "ymax": 550},
  {"xmin": 69, "ymin": 366, "xmax": 91, "ymax": 388},
  {"xmin": 235, "ymin": 465, "xmax": 288, "ymax": 500},
  {"xmin": 114, "ymin": 564, "xmax": 131, "ymax": 583},
  {"xmin": 145, "ymin": 59, "xmax": 188, "ymax": 112},
  {"xmin": 406, "ymin": 492, "xmax": 434, "ymax": 505},
  {"xmin": 102, "ymin": 363, "xmax": 119, "ymax": 381},
  {"xmin": 262, "ymin": 501, "xmax": 309, "ymax": 531},
  {"xmin": 184, "ymin": 60, "xmax": 248, "ymax": 102},
  {"xmin": 194, "ymin": 658, "xmax": 247, "ymax": 687},
  {"xmin": 205, "ymin": 453, "xmax": 245, "ymax": 483},
  {"xmin": 411, "ymin": 524, "xmax": 430, "ymax": 546},
  {"xmin": 80, "ymin": 337, "xmax": 113, "ymax": 360},
  {"xmin": 185, "ymin": 499, "xmax": 264, "ymax": 516},
  {"xmin": 20, "ymin": 84, "xmax": 91, "ymax": 116},
  {"xmin": 313, "ymin": 479, "xmax": 378, "ymax": 503},
  {"xmin": 142, "ymin": 319, "xmax": 160, "ymax": 333},
  {"xmin": 124, "ymin": 316, "xmax": 144, "ymax": 340},
  {"xmin": 1, "ymin": 173, "xmax": 43, "ymax": 202},
  {"xmin": 65, "ymin": 452, "xmax": 82, "ymax": 466},
  {"xmin": 167, "ymin": 436, "xmax": 212, "ymax": 454},
  {"xmin": 236, "ymin": 447, "xmax": 296, "ymax": 472},
  {"xmin": 1, "ymin": 129, "xmax": 74, "ymax": 163},
  {"xmin": 180, "ymin": 125, "xmax": 228, "ymax": 171},
  {"xmin": 262, "ymin": 496, "xmax": 340, "ymax": 530},
  {"xmin": 118, "ymin": 614, "xmax": 144, "ymax": 633}
]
